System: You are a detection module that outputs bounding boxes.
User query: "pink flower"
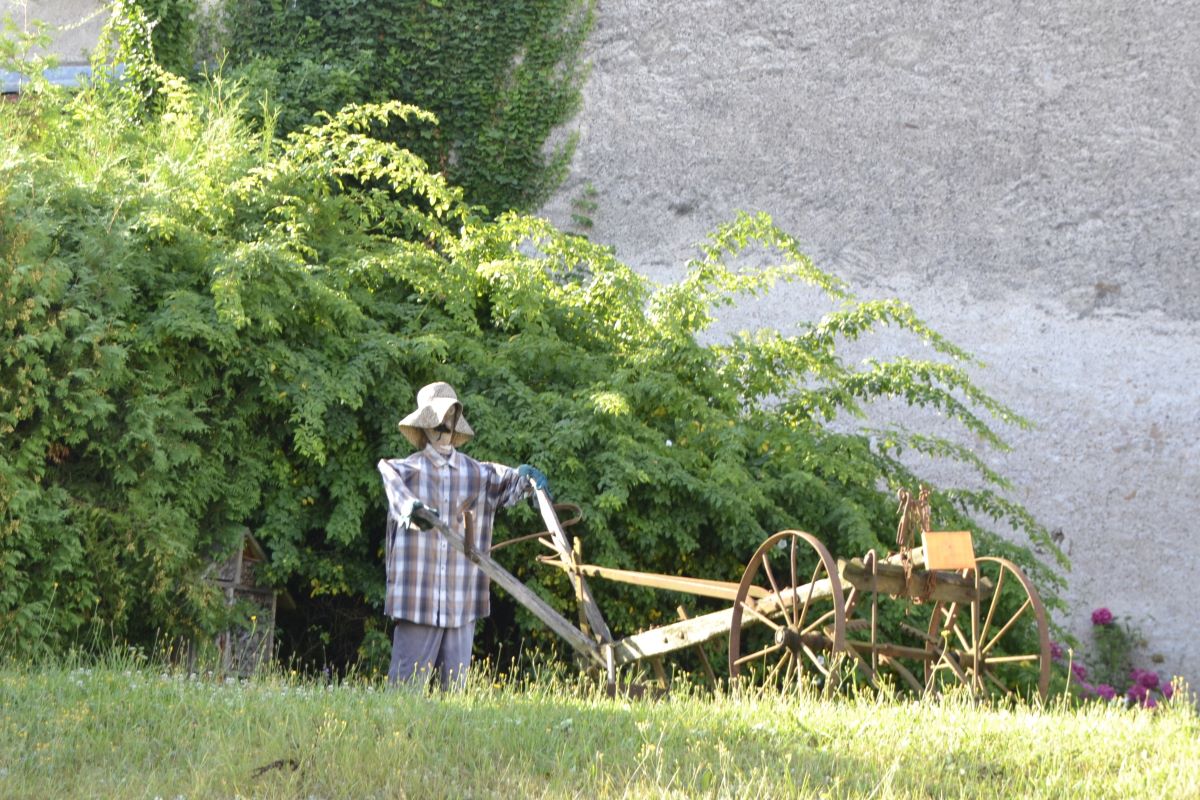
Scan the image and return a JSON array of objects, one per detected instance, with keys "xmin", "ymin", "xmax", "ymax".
[
  {"xmin": 1091, "ymin": 607, "xmax": 1114, "ymax": 626},
  {"xmin": 1163, "ymin": 681, "xmax": 1174, "ymax": 700},
  {"xmin": 1071, "ymin": 662, "xmax": 1088, "ymax": 681},
  {"xmin": 1143, "ymin": 695, "xmax": 1158, "ymax": 709},
  {"xmin": 1127, "ymin": 684, "xmax": 1148, "ymax": 703},
  {"xmin": 1137, "ymin": 670, "xmax": 1160, "ymax": 690},
  {"xmin": 1096, "ymin": 684, "xmax": 1117, "ymax": 701},
  {"xmin": 1050, "ymin": 641, "xmax": 1064, "ymax": 662}
]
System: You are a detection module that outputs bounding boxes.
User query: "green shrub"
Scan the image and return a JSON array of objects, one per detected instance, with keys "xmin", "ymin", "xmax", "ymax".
[{"xmin": 0, "ymin": 29, "xmax": 1062, "ymax": 668}]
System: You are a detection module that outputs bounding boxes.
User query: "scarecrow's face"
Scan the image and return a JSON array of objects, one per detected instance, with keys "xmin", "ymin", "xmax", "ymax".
[{"xmin": 424, "ymin": 407, "xmax": 458, "ymax": 455}]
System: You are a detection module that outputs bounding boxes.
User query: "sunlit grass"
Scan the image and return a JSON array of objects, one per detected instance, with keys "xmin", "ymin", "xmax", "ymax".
[{"xmin": 1, "ymin": 651, "xmax": 1197, "ymax": 799}]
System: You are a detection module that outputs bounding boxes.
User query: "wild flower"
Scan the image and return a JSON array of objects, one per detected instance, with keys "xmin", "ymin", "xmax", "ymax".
[
  {"xmin": 1068, "ymin": 605, "xmax": 1184, "ymax": 710},
  {"xmin": 1131, "ymin": 668, "xmax": 1160, "ymax": 690}
]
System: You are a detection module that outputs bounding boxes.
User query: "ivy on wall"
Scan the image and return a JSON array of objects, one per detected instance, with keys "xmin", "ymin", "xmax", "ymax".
[
  {"xmin": 133, "ymin": 0, "xmax": 199, "ymax": 76},
  {"xmin": 220, "ymin": 0, "xmax": 595, "ymax": 216}
]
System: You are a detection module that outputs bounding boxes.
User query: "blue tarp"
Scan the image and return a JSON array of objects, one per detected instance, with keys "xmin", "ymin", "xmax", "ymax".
[{"xmin": 2, "ymin": 64, "xmax": 97, "ymax": 93}]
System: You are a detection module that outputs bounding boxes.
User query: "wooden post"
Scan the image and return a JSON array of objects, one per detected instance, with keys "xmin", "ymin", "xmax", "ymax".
[
  {"xmin": 649, "ymin": 657, "xmax": 670, "ymax": 692},
  {"xmin": 573, "ymin": 537, "xmax": 590, "ymax": 639}
]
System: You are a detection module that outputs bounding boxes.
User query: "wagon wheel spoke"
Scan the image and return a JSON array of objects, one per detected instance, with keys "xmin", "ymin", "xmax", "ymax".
[
  {"xmin": 979, "ymin": 565, "xmax": 1007, "ymax": 645},
  {"xmin": 952, "ymin": 622, "xmax": 972, "ymax": 655},
  {"xmin": 738, "ymin": 599, "xmax": 782, "ymax": 632},
  {"xmin": 798, "ymin": 561, "xmax": 822, "ymax": 628},
  {"xmin": 734, "ymin": 641, "xmax": 784, "ymax": 668},
  {"xmin": 790, "ymin": 537, "xmax": 800, "ymax": 624},
  {"xmin": 984, "ymin": 653, "xmax": 1042, "ymax": 665},
  {"xmin": 800, "ymin": 607, "xmax": 838, "ymax": 636},
  {"xmin": 800, "ymin": 644, "xmax": 830, "ymax": 678},
  {"xmin": 925, "ymin": 602, "xmax": 972, "ymax": 695},
  {"xmin": 763, "ymin": 649, "xmax": 791, "ymax": 687},
  {"xmin": 983, "ymin": 667, "xmax": 1012, "ymax": 695},
  {"xmin": 982, "ymin": 598, "xmax": 1031, "ymax": 657},
  {"xmin": 937, "ymin": 647, "xmax": 971, "ymax": 686},
  {"xmin": 937, "ymin": 603, "xmax": 971, "ymax": 653},
  {"xmin": 760, "ymin": 551, "xmax": 794, "ymax": 629}
]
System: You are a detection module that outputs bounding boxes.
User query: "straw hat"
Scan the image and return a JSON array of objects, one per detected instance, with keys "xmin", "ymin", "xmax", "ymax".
[{"xmin": 397, "ymin": 381, "xmax": 475, "ymax": 449}]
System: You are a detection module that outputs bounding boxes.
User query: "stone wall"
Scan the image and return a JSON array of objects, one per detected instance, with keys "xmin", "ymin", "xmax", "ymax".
[
  {"xmin": 540, "ymin": 0, "xmax": 1200, "ymax": 681},
  {"xmin": 3, "ymin": 1, "xmax": 107, "ymax": 65}
]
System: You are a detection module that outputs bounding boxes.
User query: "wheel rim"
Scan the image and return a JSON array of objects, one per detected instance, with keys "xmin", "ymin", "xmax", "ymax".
[
  {"xmin": 924, "ymin": 557, "xmax": 1050, "ymax": 700},
  {"xmin": 728, "ymin": 531, "xmax": 847, "ymax": 690}
]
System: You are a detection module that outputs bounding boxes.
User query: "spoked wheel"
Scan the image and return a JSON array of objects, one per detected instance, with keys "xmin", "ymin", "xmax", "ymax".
[
  {"xmin": 924, "ymin": 557, "xmax": 1051, "ymax": 700},
  {"xmin": 728, "ymin": 531, "xmax": 847, "ymax": 692}
]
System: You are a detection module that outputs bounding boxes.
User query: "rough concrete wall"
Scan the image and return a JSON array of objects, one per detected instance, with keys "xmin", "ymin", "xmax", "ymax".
[
  {"xmin": 5, "ymin": 1, "xmax": 107, "ymax": 64},
  {"xmin": 541, "ymin": 0, "xmax": 1200, "ymax": 681}
]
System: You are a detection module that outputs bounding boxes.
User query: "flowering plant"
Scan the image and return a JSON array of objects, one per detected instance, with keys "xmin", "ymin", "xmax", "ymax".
[{"xmin": 1055, "ymin": 606, "xmax": 1184, "ymax": 709}]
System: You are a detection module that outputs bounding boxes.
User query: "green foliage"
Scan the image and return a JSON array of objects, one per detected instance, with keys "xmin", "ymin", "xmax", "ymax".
[
  {"xmin": 219, "ymin": 0, "xmax": 594, "ymax": 216},
  {"xmin": 1089, "ymin": 620, "xmax": 1138, "ymax": 689},
  {"xmin": 569, "ymin": 181, "xmax": 598, "ymax": 231},
  {"xmin": 133, "ymin": 0, "xmax": 199, "ymax": 76},
  {"xmin": 0, "ymin": 47, "xmax": 1062, "ymax": 667},
  {"xmin": 1, "ymin": 12, "xmax": 50, "ymax": 71}
]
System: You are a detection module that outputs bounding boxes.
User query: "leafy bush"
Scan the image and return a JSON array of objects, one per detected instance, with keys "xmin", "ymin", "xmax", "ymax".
[
  {"xmin": 0, "ymin": 22, "xmax": 1062, "ymax": 668},
  {"xmin": 219, "ymin": 0, "xmax": 594, "ymax": 216}
]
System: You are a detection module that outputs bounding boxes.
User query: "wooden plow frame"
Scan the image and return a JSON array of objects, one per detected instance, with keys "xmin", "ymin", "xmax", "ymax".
[{"xmin": 412, "ymin": 484, "xmax": 1051, "ymax": 700}]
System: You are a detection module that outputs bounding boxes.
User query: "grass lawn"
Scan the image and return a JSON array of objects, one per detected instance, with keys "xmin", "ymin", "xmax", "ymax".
[{"xmin": 2, "ymin": 656, "xmax": 1197, "ymax": 799}]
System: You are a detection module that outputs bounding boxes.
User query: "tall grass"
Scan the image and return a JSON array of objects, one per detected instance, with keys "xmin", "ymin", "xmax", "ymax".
[{"xmin": 1, "ymin": 651, "xmax": 1197, "ymax": 799}]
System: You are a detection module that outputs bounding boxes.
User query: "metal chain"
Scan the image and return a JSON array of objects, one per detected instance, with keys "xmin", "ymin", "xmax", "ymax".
[{"xmin": 895, "ymin": 486, "xmax": 931, "ymax": 580}]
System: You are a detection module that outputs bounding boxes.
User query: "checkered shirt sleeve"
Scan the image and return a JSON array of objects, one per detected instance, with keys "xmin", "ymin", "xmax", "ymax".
[{"xmin": 377, "ymin": 447, "xmax": 529, "ymax": 627}]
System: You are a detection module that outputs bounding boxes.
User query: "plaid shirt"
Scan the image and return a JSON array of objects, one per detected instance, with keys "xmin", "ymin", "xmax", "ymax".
[{"xmin": 377, "ymin": 446, "xmax": 529, "ymax": 627}]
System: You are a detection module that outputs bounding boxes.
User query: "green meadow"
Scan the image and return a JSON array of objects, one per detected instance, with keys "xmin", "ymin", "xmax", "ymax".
[{"xmin": 2, "ymin": 656, "xmax": 1196, "ymax": 799}]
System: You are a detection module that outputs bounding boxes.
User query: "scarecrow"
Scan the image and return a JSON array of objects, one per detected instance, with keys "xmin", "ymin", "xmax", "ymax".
[{"xmin": 377, "ymin": 381, "xmax": 548, "ymax": 688}]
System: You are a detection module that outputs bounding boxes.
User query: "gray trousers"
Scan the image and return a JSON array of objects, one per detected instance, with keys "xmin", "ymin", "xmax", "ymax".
[{"xmin": 388, "ymin": 619, "xmax": 475, "ymax": 690}]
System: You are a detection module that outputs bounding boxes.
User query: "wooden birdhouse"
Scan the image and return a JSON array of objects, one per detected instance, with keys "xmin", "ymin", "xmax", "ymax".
[{"xmin": 210, "ymin": 529, "xmax": 294, "ymax": 677}]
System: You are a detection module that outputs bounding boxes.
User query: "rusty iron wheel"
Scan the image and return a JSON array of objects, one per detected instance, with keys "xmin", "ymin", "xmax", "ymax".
[
  {"xmin": 728, "ymin": 531, "xmax": 847, "ymax": 691},
  {"xmin": 924, "ymin": 556, "xmax": 1051, "ymax": 700}
]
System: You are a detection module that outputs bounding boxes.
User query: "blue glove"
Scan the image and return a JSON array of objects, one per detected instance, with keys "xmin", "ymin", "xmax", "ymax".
[
  {"xmin": 399, "ymin": 498, "xmax": 437, "ymax": 529},
  {"xmin": 517, "ymin": 464, "xmax": 550, "ymax": 495}
]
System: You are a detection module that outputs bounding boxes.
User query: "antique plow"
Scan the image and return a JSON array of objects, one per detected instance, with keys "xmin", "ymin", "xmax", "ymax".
[{"xmin": 413, "ymin": 483, "xmax": 1051, "ymax": 700}]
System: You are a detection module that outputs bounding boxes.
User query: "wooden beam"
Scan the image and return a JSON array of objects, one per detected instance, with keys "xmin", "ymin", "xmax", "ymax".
[
  {"xmin": 564, "ymin": 563, "xmax": 769, "ymax": 602},
  {"xmin": 610, "ymin": 605, "xmax": 737, "ymax": 666},
  {"xmin": 532, "ymin": 487, "xmax": 614, "ymax": 644},
  {"xmin": 413, "ymin": 507, "xmax": 603, "ymax": 666},
  {"xmin": 677, "ymin": 605, "xmax": 719, "ymax": 688},
  {"xmin": 609, "ymin": 578, "xmax": 836, "ymax": 665},
  {"xmin": 838, "ymin": 559, "xmax": 986, "ymax": 604}
]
